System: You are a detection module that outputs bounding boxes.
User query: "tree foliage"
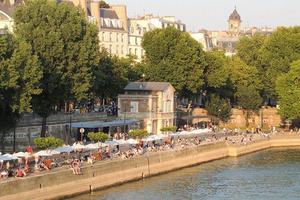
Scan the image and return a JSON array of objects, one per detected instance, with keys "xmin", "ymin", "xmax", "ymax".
[
  {"xmin": 261, "ymin": 27, "xmax": 300, "ymax": 98},
  {"xmin": 0, "ymin": 33, "xmax": 41, "ymax": 134},
  {"xmin": 87, "ymin": 132, "xmax": 109, "ymax": 142},
  {"xmin": 276, "ymin": 60, "xmax": 300, "ymax": 120},
  {"xmin": 34, "ymin": 137, "xmax": 64, "ymax": 149},
  {"xmin": 142, "ymin": 27, "xmax": 206, "ymax": 97},
  {"xmin": 92, "ymin": 50, "xmax": 141, "ymax": 99},
  {"xmin": 129, "ymin": 129, "xmax": 148, "ymax": 138},
  {"xmin": 14, "ymin": 0, "xmax": 99, "ymax": 136},
  {"xmin": 205, "ymin": 94, "xmax": 232, "ymax": 122},
  {"xmin": 160, "ymin": 126, "xmax": 177, "ymax": 133}
]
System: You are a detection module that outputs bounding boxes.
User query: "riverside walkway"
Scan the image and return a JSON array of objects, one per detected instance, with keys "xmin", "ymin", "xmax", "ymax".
[{"xmin": 1, "ymin": 132, "xmax": 300, "ymax": 200}]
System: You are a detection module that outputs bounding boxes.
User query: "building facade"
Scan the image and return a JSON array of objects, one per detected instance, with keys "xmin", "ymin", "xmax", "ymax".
[
  {"xmin": 191, "ymin": 8, "xmax": 274, "ymax": 56},
  {"xmin": 118, "ymin": 82, "xmax": 176, "ymax": 134},
  {"xmin": 72, "ymin": 0, "xmax": 129, "ymax": 57},
  {"xmin": 189, "ymin": 30, "xmax": 213, "ymax": 51},
  {"xmin": 128, "ymin": 14, "xmax": 186, "ymax": 61}
]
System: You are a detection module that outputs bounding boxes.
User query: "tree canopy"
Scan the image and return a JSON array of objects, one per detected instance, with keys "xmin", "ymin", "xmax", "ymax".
[
  {"xmin": 205, "ymin": 94, "xmax": 231, "ymax": 123},
  {"xmin": 142, "ymin": 27, "xmax": 206, "ymax": 97},
  {"xmin": 0, "ymin": 33, "xmax": 41, "ymax": 150},
  {"xmin": 14, "ymin": 0, "xmax": 99, "ymax": 136},
  {"xmin": 276, "ymin": 60, "xmax": 300, "ymax": 120}
]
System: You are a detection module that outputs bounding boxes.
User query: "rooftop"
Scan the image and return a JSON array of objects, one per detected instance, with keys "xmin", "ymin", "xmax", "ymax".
[
  {"xmin": 124, "ymin": 82, "xmax": 172, "ymax": 91},
  {"xmin": 229, "ymin": 8, "xmax": 241, "ymax": 21}
]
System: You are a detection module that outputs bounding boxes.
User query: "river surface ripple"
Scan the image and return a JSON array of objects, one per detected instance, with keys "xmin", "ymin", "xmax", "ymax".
[{"xmin": 69, "ymin": 148, "xmax": 300, "ymax": 200}]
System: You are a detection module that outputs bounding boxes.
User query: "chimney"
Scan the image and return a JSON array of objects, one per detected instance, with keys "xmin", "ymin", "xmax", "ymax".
[{"xmin": 90, "ymin": 0, "xmax": 100, "ymax": 24}]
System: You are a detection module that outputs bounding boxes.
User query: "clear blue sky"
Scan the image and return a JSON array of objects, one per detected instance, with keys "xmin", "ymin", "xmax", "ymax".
[{"xmin": 108, "ymin": 0, "xmax": 300, "ymax": 31}]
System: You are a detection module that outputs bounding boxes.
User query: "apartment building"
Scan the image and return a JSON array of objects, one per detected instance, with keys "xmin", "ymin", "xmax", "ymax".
[{"xmin": 128, "ymin": 14, "xmax": 186, "ymax": 61}]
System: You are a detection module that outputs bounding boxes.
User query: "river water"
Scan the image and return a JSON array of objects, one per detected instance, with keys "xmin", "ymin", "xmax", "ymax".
[{"xmin": 70, "ymin": 148, "xmax": 300, "ymax": 200}]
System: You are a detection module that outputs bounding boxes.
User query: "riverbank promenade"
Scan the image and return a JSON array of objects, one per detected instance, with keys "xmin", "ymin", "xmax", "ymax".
[{"xmin": 1, "ymin": 133, "xmax": 300, "ymax": 200}]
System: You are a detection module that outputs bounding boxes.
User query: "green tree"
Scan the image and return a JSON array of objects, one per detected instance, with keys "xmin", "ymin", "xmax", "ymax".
[
  {"xmin": 260, "ymin": 27, "xmax": 300, "ymax": 98},
  {"xmin": 204, "ymin": 50, "xmax": 231, "ymax": 99},
  {"xmin": 235, "ymin": 85, "xmax": 263, "ymax": 127},
  {"xmin": 128, "ymin": 129, "xmax": 148, "ymax": 139},
  {"xmin": 87, "ymin": 132, "xmax": 109, "ymax": 142},
  {"xmin": 276, "ymin": 60, "xmax": 300, "ymax": 120},
  {"xmin": 205, "ymin": 94, "xmax": 232, "ymax": 123},
  {"xmin": 34, "ymin": 137, "xmax": 64, "ymax": 149},
  {"xmin": 236, "ymin": 34, "xmax": 266, "ymax": 69},
  {"xmin": 14, "ymin": 0, "xmax": 99, "ymax": 136},
  {"xmin": 92, "ymin": 50, "xmax": 141, "ymax": 99},
  {"xmin": 142, "ymin": 27, "xmax": 206, "ymax": 97},
  {"xmin": 0, "ymin": 33, "xmax": 41, "ymax": 150}
]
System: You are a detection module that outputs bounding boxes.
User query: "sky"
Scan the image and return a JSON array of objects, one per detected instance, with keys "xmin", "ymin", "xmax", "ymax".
[{"xmin": 108, "ymin": 0, "xmax": 300, "ymax": 31}]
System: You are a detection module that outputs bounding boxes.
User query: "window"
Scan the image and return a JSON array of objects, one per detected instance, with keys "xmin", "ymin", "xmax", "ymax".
[
  {"xmin": 129, "ymin": 48, "xmax": 132, "ymax": 54},
  {"xmin": 135, "ymin": 37, "xmax": 138, "ymax": 45},
  {"xmin": 135, "ymin": 48, "xmax": 138, "ymax": 56},
  {"xmin": 102, "ymin": 32, "xmax": 105, "ymax": 41},
  {"xmin": 130, "ymin": 101, "xmax": 138, "ymax": 113},
  {"xmin": 109, "ymin": 33, "xmax": 112, "ymax": 42},
  {"xmin": 116, "ymin": 33, "xmax": 119, "ymax": 42},
  {"xmin": 109, "ymin": 45, "xmax": 112, "ymax": 54},
  {"xmin": 130, "ymin": 27, "xmax": 134, "ymax": 33},
  {"xmin": 121, "ymin": 34, "xmax": 124, "ymax": 42},
  {"xmin": 116, "ymin": 45, "xmax": 119, "ymax": 54},
  {"xmin": 121, "ymin": 45, "xmax": 124, "ymax": 54}
]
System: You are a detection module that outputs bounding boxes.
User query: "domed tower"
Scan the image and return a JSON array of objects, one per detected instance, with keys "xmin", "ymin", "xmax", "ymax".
[{"xmin": 228, "ymin": 7, "xmax": 241, "ymax": 36}]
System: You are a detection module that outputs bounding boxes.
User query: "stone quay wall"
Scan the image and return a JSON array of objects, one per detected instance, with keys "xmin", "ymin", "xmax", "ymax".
[{"xmin": 1, "ymin": 135, "xmax": 300, "ymax": 200}]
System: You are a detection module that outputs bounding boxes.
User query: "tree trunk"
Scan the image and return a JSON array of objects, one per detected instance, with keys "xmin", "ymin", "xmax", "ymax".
[
  {"xmin": 41, "ymin": 116, "xmax": 47, "ymax": 137},
  {"xmin": 245, "ymin": 110, "xmax": 250, "ymax": 127}
]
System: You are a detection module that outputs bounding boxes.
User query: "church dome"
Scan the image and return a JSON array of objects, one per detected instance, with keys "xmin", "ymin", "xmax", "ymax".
[{"xmin": 229, "ymin": 8, "xmax": 241, "ymax": 21}]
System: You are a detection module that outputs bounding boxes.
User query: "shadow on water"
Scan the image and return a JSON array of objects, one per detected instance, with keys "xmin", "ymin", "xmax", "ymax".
[{"xmin": 69, "ymin": 148, "xmax": 300, "ymax": 200}]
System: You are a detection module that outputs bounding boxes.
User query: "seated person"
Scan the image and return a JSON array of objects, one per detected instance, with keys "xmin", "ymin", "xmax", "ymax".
[
  {"xmin": 71, "ymin": 159, "xmax": 82, "ymax": 175},
  {"xmin": 0, "ymin": 170, "xmax": 8, "ymax": 179},
  {"xmin": 15, "ymin": 168, "xmax": 26, "ymax": 177}
]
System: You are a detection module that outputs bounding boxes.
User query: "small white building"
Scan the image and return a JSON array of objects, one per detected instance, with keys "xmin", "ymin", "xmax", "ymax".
[{"xmin": 118, "ymin": 82, "xmax": 176, "ymax": 134}]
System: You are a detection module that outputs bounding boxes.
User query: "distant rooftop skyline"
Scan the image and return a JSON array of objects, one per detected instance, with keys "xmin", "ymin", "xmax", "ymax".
[{"xmin": 108, "ymin": 0, "xmax": 300, "ymax": 31}]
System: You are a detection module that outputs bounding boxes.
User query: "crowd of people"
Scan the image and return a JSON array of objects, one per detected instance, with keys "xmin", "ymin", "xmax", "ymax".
[{"xmin": 0, "ymin": 127, "xmax": 297, "ymax": 181}]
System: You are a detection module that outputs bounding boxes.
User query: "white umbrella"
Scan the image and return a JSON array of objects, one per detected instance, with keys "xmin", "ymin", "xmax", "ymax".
[
  {"xmin": 13, "ymin": 152, "xmax": 32, "ymax": 158},
  {"xmin": 105, "ymin": 140, "xmax": 119, "ymax": 146},
  {"xmin": 126, "ymin": 138, "xmax": 139, "ymax": 145},
  {"xmin": 114, "ymin": 139, "xmax": 128, "ymax": 145},
  {"xmin": 34, "ymin": 150, "xmax": 60, "ymax": 157},
  {"xmin": 72, "ymin": 142, "xmax": 86, "ymax": 150},
  {"xmin": 85, "ymin": 143, "xmax": 105, "ymax": 150},
  {"xmin": 3, "ymin": 153, "xmax": 18, "ymax": 160},
  {"xmin": 54, "ymin": 146, "xmax": 74, "ymax": 153}
]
